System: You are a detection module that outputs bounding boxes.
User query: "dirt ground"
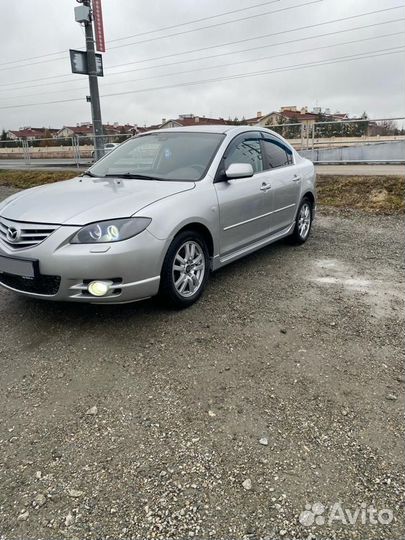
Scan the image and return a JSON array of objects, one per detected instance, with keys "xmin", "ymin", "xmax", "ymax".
[{"xmin": 0, "ymin": 185, "xmax": 404, "ymax": 539}]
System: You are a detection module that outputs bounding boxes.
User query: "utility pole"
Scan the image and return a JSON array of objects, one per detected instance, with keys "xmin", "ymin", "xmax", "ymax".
[{"xmin": 74, "ymin": 0, "xmax": 104, "ymax": 161}]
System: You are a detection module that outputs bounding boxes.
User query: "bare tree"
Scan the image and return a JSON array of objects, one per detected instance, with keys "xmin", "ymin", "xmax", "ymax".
[{"xmin": 376, "ymin": 119, "xmax": 398, "ymax": 135}]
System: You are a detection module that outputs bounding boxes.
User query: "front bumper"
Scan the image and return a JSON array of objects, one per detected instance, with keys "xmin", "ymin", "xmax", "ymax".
[{"xmin": 0, "ymin": 225, "xmax": 166, "ymax": 303}]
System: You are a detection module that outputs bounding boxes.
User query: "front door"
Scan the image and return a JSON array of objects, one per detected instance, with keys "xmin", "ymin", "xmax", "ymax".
[{"xmin": 214, "ymin": 132, "xmax": 273, "ymax": 256}]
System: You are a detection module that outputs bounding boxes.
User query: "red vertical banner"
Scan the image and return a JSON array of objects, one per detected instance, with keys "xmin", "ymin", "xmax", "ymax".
[{"xmin": 92, "ymin": 0, "xmax": 106, "ymax": 52}]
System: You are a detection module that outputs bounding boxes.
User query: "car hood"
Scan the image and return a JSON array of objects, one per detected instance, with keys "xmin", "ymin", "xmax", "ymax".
[{"xmin": 0, "ymin": 176, "xmax": 195, "ymax": 225}]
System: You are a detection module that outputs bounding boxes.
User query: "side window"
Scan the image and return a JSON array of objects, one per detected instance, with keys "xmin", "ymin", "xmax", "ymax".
[
  {"xmin": 225, "ymin": 136, "xmax": 263, "ymax": 174},
  {"xmin": 262, "ymin": 139, "xmax": 293, "ymax": 169}
]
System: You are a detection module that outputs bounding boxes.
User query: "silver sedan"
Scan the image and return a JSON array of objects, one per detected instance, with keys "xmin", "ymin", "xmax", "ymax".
[{"xmin": 0, "ymin": 126, "xmax": 316, "ymax": 308}]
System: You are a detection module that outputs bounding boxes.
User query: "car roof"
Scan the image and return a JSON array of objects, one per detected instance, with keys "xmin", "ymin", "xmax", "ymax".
[
  {"xmin": 144, "ymin": 125, "xmax": 275, "ymax": 136},
  {"xmin": 152, "ymin": 125, "xmax": 232, "ymax": 134}
]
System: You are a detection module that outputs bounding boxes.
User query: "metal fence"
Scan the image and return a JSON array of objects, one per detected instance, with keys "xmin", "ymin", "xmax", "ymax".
[
  {"xmin": 0, "ymin": 118, "xmax": 404, "ymax": 167},
  {"xmin": 269, "ymin": 116, "xmax": 405, "ymax": 164},
  {"xmin": 0, "ymin": 133, "xmax": 132, "ymax": 168}
]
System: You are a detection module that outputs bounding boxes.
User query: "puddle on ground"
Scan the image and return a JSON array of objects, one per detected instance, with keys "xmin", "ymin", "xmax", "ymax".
[{"xmin": 309, "ymin": 259, "xmax": 404, "ymax": 318}]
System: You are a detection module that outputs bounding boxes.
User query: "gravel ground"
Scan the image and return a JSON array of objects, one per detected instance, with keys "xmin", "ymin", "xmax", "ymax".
[{"xmin": 0, "ymin": 186, "xmax": 404, "ymax": 539}]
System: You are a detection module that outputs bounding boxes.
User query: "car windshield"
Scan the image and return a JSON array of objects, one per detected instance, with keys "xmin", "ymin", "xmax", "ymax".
[{"xmin": 89, "ymin": 132, "xmax": 225, "ymax": 181}]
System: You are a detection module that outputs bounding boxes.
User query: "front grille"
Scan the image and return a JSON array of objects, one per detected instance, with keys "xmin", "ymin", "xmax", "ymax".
[
  {"xmin": 0, "ymin": 217, "xmax": 57, "ymax": 250},
  {"xmin": 0, "ymin": 273, "xmax": 61, "ymax": 295}
]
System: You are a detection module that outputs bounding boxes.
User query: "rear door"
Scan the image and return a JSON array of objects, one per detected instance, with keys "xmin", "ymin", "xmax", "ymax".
[
  {"xmin": 214, "ymin": 132, "xmax": 273, "ymax": 256},
  {"xmin": 261, "ymin": 135, "xmax": 301, "ymax": 233}
]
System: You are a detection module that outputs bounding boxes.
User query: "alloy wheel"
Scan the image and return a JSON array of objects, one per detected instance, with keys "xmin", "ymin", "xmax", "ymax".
[
  {"xmin": 298, "ymin": 202, "xmax": 311, "ymax": 239},
  {"xmin": 172, "ymin": 241, "xmax": 206, "ymax": 298}
]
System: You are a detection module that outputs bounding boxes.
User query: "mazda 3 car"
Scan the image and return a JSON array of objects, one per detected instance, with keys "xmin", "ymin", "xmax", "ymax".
[{"xmin": 0, "ymin": 126, "xmax": 316, "ymax": 308}]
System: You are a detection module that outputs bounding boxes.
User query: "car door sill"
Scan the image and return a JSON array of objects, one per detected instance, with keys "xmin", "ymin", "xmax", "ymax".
[{"xmin": 217, "ymin": 222, "xmax": 294, "ymax": 267}]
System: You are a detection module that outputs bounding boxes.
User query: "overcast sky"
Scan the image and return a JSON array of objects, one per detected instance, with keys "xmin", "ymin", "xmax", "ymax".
[{"xmin": 0, "ymin": 0, "xmax": 404, "ymax": 130}]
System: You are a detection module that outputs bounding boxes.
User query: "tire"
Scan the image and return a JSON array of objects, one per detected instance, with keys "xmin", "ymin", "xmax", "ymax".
[
  {"xmin": 159, "ymin": 230, "xmax": 210, "ymax": 309},
  {"xmin": 290, "ymin": 197, "xmax": 313, "ymax": 244}
]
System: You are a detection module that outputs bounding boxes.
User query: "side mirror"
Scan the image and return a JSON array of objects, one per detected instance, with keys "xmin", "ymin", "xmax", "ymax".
[{"xmin": 225, "ymin": 162, "xmax": 254, "ymax": 179}]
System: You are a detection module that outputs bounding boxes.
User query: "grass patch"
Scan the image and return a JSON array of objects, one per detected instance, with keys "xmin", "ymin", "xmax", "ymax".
[
  {"xmin": 0, "ymin": 169, "xmax": 78, "ymax": 189},
  {"xmin": 0, "ymin": 169, "xmax": 403, "ymax": 214},
  {"xmin": 317, "ymin": 174, "xmax": 404, "ymax": 214}
]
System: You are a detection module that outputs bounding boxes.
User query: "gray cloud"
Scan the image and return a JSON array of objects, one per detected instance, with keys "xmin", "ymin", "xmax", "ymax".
[{"xmin": 0, "ymin": 0, "xmax": 404, "ymax": 130}]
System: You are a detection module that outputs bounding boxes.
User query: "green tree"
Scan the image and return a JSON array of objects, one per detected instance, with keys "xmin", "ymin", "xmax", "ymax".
[
  {"xmin": 266, "ymin": 115, "xmax": 301, "ymax": 139},
  {"xmin": 0, "ymin": 129, "xmax": 7, "ymax": 148},
  {"xmin": 350, "ymin": 112, "xmax": 369, "ymax": 137},
  {"xmin": 314, "ymin": 113, "xmax": 332, "ymax": 138}
]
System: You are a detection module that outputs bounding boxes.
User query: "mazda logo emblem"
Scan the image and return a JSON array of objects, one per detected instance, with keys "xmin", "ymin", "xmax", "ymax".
[{"xmin": 6, "ymin": 227, "xmax": 21, "ymax": 242}]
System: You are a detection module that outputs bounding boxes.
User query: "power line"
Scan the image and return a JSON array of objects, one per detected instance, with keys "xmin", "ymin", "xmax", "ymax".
[
  {"xmin": 105, "ymin": 5, "xmax": 405, "ymax": 71},
  {"xmin": 0, "ymin": 0, "xmax": 320, "ymax": 72},
  {"xmin": 0, "ymin": 0, "xmax": 281, "ymax": 67},
  {"xmin": 2, "ymin": 9, "xmax": 402, "ymax": 89},
  {"xmin": 1, "ymin": 23, "xmax": 400, "ymax": 95},
  {"xmin": 107, "ymin": 0, "xmax": 281, "ymax": 43},
  {"xmin": 0, "ymin": 50, "xmax": 67, "ymax": 68},
  {"xmin": 0, "ymin": 56, "xmax": 70, "ymax": 72},
  {"xmin": 2, "ymin": 32, "xmax": 403, "ymax": 101},
  {"xmin": 114, "ymin": 36, "xmax": 405, "ymax": 86},
  {"xmin": 0, "ymin": 47, "xmax": 403, "ymax": 110},
  {"xmin": 107, "ymin": 0, "xmax": 325, "ymax": 51},
  {"xmin": 103, "ymin": 23, "xmax": 405, "ymax": 78},
  {"xmin": 102, "ymin": 48, "xmax": 405, "ymax": 99},
  {"xmin": 21, "ymin": 0, "xmax": 403, "ymax": 76},
  {"xmin": 0, "ymin": 73, "xmax": 74, "ymax": 89}
]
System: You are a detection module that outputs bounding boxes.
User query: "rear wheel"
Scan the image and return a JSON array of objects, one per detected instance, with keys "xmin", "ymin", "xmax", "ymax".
[
  {"xmin": 290, "ymin": 197, "xmax": 313, "ymax": 244},
  {"xmin": 159, "ymin": 230, "xmax": 210, "ymax": 308}
]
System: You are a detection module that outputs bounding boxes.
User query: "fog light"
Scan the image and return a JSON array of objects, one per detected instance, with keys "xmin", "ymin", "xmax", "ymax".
[{"xmin": 87, "ymin": 280, "xmax": 112, "ymax": 297}]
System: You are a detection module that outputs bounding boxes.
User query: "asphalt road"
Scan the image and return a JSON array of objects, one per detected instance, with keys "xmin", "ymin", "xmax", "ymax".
[
  {"xmin": 0, "ymin": 159, "xmax": 404, "ymax": 176},
  {"xmin": 0, "ymin": 188, "xmax": 404, "ymax": 539}
]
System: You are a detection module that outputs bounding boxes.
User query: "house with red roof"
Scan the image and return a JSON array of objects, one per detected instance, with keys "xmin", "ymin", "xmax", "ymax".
[
  {"xmin": 159, "ymin": 114, "xmax": 230, "ymax": 129},
  {"xmin": 244, "ymin": 106, "xmax": 350, "ymax": 133},
  {"xmin": 7, "ymin": 127, "xmax": 58, "ymax": 141}
]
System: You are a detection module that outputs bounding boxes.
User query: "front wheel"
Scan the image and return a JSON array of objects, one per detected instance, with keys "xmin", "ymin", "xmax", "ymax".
[
  {"xmin": 159, "ymin": 230, "xmax": 210, "ymax": 309},
  {"xmin": 290, "ymin": 197, "xmax": 313, "ymax": 244}
]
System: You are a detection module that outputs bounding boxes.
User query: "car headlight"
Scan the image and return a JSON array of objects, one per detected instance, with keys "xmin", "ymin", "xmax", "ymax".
[{"xmin": 70, "ymin": 217, "xmax": 152, "ymax": 244}]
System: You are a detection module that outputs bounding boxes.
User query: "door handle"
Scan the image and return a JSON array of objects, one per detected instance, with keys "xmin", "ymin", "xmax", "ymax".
[
  {"xmin": 260, "ymin": 182, "xmax": 272, "ymax": 192},
  {"xmin": 292, "ymin": 175, "xmax": 302, "ymax": 182}
]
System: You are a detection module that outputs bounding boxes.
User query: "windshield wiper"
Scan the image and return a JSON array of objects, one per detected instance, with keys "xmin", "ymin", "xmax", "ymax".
[
  {"xmin": 81, "ymin": 170, "xmax": 99, "ymax": 178},
  {"xmin": 104, "ymin": 173, "xmax": 163, "ymax": 180}
]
